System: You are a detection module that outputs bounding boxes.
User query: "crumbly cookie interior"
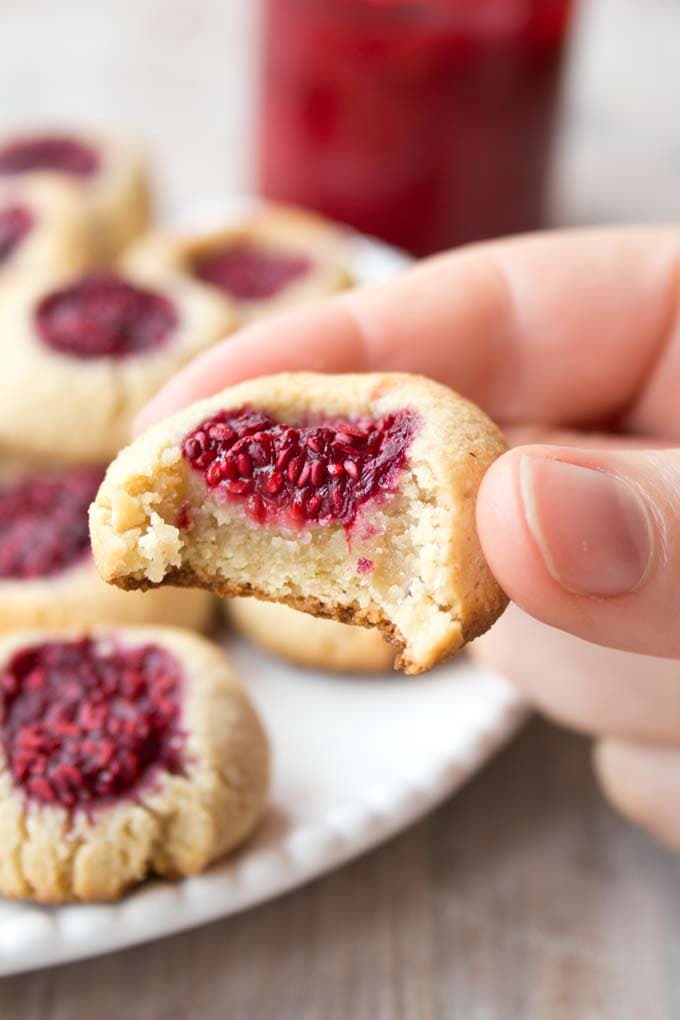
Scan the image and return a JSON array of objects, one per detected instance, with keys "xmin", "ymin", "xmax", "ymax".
[{"xmin": 98, "ymin": 445, "xmax": 463, "ymax": 673}]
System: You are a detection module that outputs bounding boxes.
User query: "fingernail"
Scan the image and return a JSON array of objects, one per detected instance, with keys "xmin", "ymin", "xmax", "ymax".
[{"xmin": 520, "ymin": 456, "xmax": 653, "ymax": 596}]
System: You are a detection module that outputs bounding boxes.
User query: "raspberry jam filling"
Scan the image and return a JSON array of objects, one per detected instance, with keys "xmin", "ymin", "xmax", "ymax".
[
  {"xmin": 192, "ymin": 242, "xmax": 312, "ymax": 300},
  {"xmin": 35, "ymin": 273, "xmax": 178, "ymax": 359},
  {"xmin": 0, "ymin": 135, "xmax": 99, "ymax": 177},
  {"xmin": 0, "ymin": 638, "xmax": 184, "ymax": 810},
  {"xmin": 0, "ymin": 467, "xmax": 103, "ymax": 580},
  {"xmin": 182, "ymin": 406, "xmax": 416, "ymax": 529},
  {"xmin": 0, "ymin": 204, "xmax": 34, "ymax": 264}
]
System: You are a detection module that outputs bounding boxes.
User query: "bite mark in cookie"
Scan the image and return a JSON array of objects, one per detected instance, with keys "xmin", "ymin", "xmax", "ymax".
[
  {"xmin": 1, "ymin": 637, "xmax": 184, "ymax": 811},
  {"xmin": 90, "ymin": 373, "xmax": 509, "ymax": 674},
  {"xmin": 181, "ymin": 406, "xmax": 417, "ymax": 531},
  {"xmin": 35, "ymin": 273, "xmax": 178, "ymax": 360}
]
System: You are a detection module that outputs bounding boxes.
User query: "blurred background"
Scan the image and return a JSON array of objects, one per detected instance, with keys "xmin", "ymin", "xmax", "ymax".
[
  {"xmin": 2, "ymin": 0, "xmax": 678, "ymax": 244},
  {"xmin": 3, "ymin": 2, "xmax": 680, "ymax": 1016}
]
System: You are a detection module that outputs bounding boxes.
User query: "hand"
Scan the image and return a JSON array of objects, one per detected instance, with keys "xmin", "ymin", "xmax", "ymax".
[{"xmin": 138, "ymin": 227, "xmax": 680, "ymax": 849}]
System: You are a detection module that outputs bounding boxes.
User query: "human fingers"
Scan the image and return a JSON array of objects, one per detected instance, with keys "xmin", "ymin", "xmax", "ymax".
[
  {"xmin": 136, "ymin": 227, "xmax": 680, "ymax": 433},
  {"xmin": 476, "ymin": 444, "xmax": 680, "ymax": 658},
  {"xmin": 594, "ymin": 740, "xmax": 680, "ymax": 851},
  {"xmin": 471, "ymin": 604, "xmax": 680, "ymax": 745}
]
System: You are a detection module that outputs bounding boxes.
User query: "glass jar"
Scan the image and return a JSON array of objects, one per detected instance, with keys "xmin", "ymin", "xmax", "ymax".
[{"xmin": 257, "ymin": 0, "xmax": 575, "ymax": 255}]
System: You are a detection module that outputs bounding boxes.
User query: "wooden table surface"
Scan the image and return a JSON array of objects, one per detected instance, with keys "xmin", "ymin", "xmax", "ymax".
[
  {"xmin": 4, "ymin": 720, "xmax": 680, "ymax": 1019},
  {"xmin": 3, "ymin": 1, "xmax": 680, "ymax": 1016}
]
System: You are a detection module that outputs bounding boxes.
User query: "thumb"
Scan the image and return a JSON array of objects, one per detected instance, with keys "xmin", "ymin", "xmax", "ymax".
[{"xmin": 476, "ymin": 445, "xmax": 680, "ymax": 658}]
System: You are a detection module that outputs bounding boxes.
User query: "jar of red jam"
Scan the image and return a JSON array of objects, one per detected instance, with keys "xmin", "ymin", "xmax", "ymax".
[{"xmin": 257, "ymin": 0, "xmax": 575, "ymax": 255}]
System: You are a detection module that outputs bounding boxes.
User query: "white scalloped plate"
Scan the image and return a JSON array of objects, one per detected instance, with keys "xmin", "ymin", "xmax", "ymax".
[{"xmin": 0, "ymin": 208, "xmax": 525, "ymax": 976}]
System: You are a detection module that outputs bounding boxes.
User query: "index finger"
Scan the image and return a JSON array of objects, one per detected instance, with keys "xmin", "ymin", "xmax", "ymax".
[{"xmin": 136, "ymin": 227, "xmax": 680, "ymax": 437}]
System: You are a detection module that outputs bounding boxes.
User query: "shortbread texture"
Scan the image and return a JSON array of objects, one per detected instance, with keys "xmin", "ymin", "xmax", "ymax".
[
  {"xmin": 122, "ymin": 203, "xmax": 353, "ymax": 325},
  {"xmin": 227, "ymin": 598, "xmax": 395, "ymax": 674},
  {"xmin": 0, "ymin": 626, "xmax": 270, "ymax": 903},
  {"xmin": 90, "ymin": 373, "xmax": 508, "ymax": 674},
  {"xmin": 0, "ymin": 270, "xmax": 235, "ymax": 463}
]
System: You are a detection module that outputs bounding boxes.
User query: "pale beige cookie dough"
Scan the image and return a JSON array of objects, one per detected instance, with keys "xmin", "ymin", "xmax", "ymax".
[
  {"xmin": 0, "ymin": 128, "xmax": 151, "ymax": 261},
  {"xmin": 0, "ymin": 178, "xmax": 94, "ymax": 286},
  {"xmin": 0, "ymin": 626, "xmax": 270, "ymax": 902},
  {"xmin": 0, "ymin": 267, "xmax": 235, "ymax": 463},
  {"xmin": 227, "ymin": 597, "xmax": 395, "ymax": 674},
  {"xmin": 90, "ymin": 372, "xmax": 508, "ymax": 674},
  {"xmin": 123, "ymin": 203, "xmax": 353, "ymax": 325}
]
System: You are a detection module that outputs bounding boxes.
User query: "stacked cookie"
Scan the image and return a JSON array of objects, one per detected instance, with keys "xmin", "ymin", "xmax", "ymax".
[
  {"xmin": 0, "ymin": 129, "xmax": 251, "ymax": 903},
  {"xmin": 0, "ymin": 127, "xmax": 381, "ymax": 674},
  {"xmin": 0, "ymin": 127, "xmax": 221, "ymax": 629}
]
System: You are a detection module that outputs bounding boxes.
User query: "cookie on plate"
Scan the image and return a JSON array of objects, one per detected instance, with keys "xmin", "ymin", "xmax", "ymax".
[
  {"xmin": 0, "ymin": 268, "xmax": 235, "ymax": 463},
  {"xmin": 227, "ymin": 597, "xmax": 395, "ymax": 674},
  {"xmin": 123, "ymin": 204, "xmax": 353, "ymax": 325},
  {"xmin": 0, "ymin": 626, "xmax": 269, "ymax": 902},
  {"xmin": 0, "ymin": 461, "xmax": 214, "ymax": 632},
  {"xmin": 90, "ymin": 372, "xmax": 508, "ymax": 674},
  {"xmin": 0, "ymin": 129, "xmax": 150, "ymax": 261},
  {"xmin": 0, "ymin": 178, "xmax": 94, "ymax": 284}
]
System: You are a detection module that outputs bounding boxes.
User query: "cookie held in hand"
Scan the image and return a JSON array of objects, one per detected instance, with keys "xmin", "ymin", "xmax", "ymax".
[
  {"xmin": 0, "ymin": 627, "xmax": 269, "ymax": 902},
  {"xmin": 90, "ymin": 373, "xmax": 508, "ymax": 674}
]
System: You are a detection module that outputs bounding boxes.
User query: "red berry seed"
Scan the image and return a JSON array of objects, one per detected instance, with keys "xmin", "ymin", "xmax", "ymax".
[
  {"xmin": 181, "ymin": 405, "xmax": 417, "ymax": 530},
  {"xmin": 0, "ymin": 638, "xmax": 185, "ymax": 810}
]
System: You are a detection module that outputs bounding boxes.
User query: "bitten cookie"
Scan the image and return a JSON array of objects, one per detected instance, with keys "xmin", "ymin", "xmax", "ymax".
[
  {"xmin": 227, "ymin": 598, "xmax": 395, "ymax": 674},
  {"xmin": 0, "ymin": 626, "xmax": 270, "ymax": 902},
  {"xmin": 0, "ymin": 461, "xmax": 213, "ymax": 632},
  {"xmin": 0, "ymin": 128, "xmax": 150, "ymax": 261},
  {"xmin": 0, "ymin": 178, "xmax": 94, "ymax": 284},
  {"xmin": 90, "ymin": 372, "xmax": 508, "ymax": 674},
  {"xmin": 123, "ymin": 204, "xmax": 352, "ymax": 325},
  {"xmin": 0, "ymin": 268, "xmax": 235, "ymax": 462}
]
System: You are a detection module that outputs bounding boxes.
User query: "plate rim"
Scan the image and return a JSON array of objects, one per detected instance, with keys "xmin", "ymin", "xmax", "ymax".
[{"xmin": 0, "ymin": 204, "xmax": 524, "ymax": 976}]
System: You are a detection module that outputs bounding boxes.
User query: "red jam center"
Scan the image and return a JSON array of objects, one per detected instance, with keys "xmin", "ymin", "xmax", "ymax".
[
  {"xmin": 35, "ymin": 273, "xmax": 179, "ymax": 359},
  {"xmin": 0, "ymin": 467, "xmax": 103, "ymax": 580},
  {"xmin": 0, "ymin": 638, "xmax": 184, "ymax": 810},
  {"xmin": 0, "ymin": 204, "xmax": 34, "ymax": 264},
  {"xmin": 0, "ymin": 135, "xmax": 99, "ymax": 177},
  {"xmin": 182, "ymin": 406, "xmax": 416, "ymax": 529},
  {"xmin": 192, "ymin": 242, "xmax": 313, "ymax": 300}
]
